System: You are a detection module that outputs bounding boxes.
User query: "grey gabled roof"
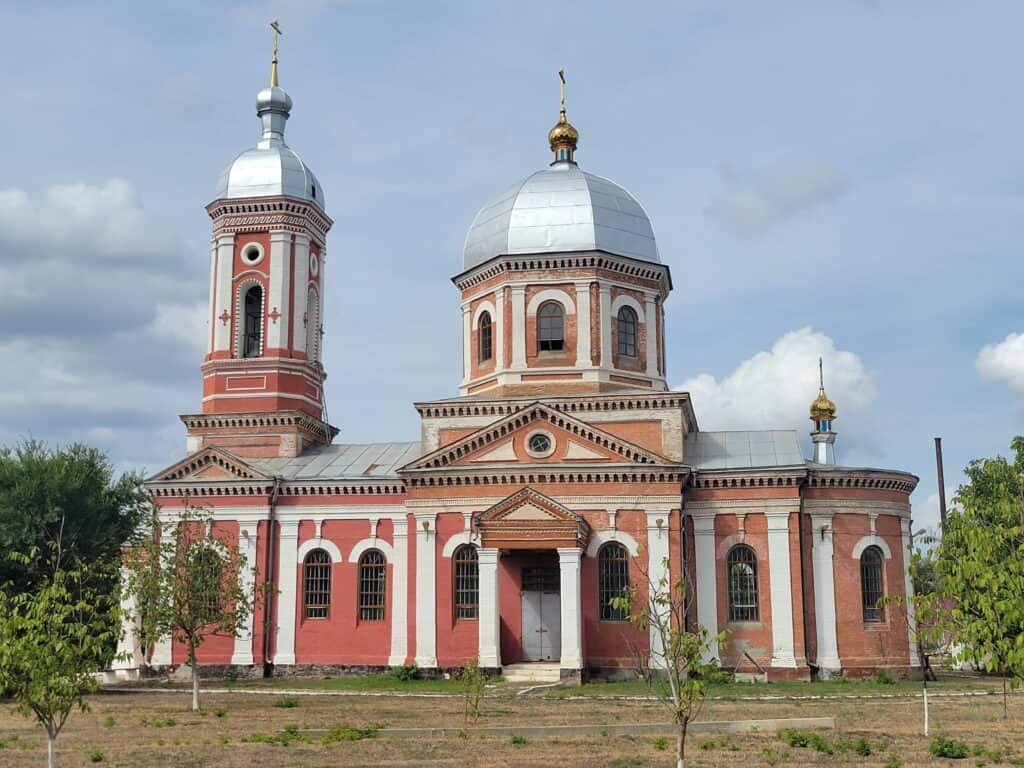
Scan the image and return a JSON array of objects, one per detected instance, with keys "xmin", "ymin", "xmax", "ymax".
[
  {"xmin": 684, "ymin": 430, "xmax": 805, "ymax": 471},
  {"xmin": 248, "ymin": 441, "xmax": 422, "ymax": 481}
]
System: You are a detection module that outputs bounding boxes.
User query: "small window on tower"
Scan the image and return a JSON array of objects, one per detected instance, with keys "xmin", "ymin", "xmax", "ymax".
[
  {"xmin": 311, "ymin": 183, "xmax": 317, "ymax": 199},
  {"xmin": 537, "ymin": 301, "xmax": 564, "ymax": 352},
  {"xmin": 478, "ymin": 311, "xmax": 493, "ymax": 363},
  {"xmin": 242, "ymin": 284, "xmax": 263, "ymax": 358}
]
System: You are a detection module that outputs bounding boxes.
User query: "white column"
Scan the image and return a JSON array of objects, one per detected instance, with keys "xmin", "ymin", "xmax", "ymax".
[
  {"xmin": 811, "ymin": 514, "xmax": 840, "ymax": 672},
  {"xmin": 414, "ymin": 513, "xmax": 438, "ymax": 668},
  {"xmin": 388, "ymin": 518, "xmax": 410, "ymax": 666},
  {"xmin": 461, "ymin": 304, "xmax": 472, "ymax": 383},
  {"xmin": 557, "ymin": 548, "xmax": 583, "ymax": 670},
  {"xmin": 691, "ymin": 513, "xmax": 719, "ymax": 661},
  {"xmin": 900, "ymin": 517, "xmax": 921, "ymax": 667},
  {"xmin": 765, "ymin": 511, "xmax": 797, "ymax": 668},
  {"xmin": 646, "ymin": 510, "xmax": 671, "ymax": 667},
  {"xmin": 511, "ymin": 286, "xmax": 526, "ymax": 369},
  {"xmin": 599, "ymin": 284, "xmax": 612, "ymax": 367},
  {"xmin": 292, "ymin": 233, "xmax": 311, "ymax": 356},
  {"xmin": 109, "ymin": 565, "xmax": 143, "ymax": 679},
  {"xmin": 231, "ymin": 525, "xmax": 259, "ymax": 666},
  {"xmin": 478, "ymin": 547, "xmax": 501, "ymax": 668},
  {"xmin": 575, "ymin": 282, "xmax": 592, "ymax": 368},
  {"xmin": 494, "ymin": 287, "xmax": 505, "ymax": 370},
  {"xmin": 265, "ymin": 231, "xmax": 292, "ymax": 351},
  {"xmin": 274, "ymin": 520, "xmax": 299, "ymax": 665},
  {"xmin": 644, "ymin": 294, "xmax": 658, "ymax": 378},
  {"xmin": 207, "ymin": 240, "xmax": 218, "ymax": 354},
  {"xmin": 212, "ymin": 234, "xmax": 235, "ymax": 353}
]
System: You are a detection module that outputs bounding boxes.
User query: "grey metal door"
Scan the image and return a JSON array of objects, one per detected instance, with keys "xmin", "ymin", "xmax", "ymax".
[{"xmin": 521, "ymin": 567, "xmax": 561, "ymax": 661}]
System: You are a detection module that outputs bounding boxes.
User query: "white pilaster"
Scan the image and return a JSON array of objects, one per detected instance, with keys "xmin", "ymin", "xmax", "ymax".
[
  {"xmin": 599, "ymin": 284, "xmax": 612, "ymax": 366},
  {"xmin": 414, "ymin": 513, "xmax": 438, "ymax": 668},
  {"xmin": 461, "ymin": 304, "xmax": 472, "ymax": 383},
  {"xmin": 207, "ymin": 240, "xmax": 218, "ymax": 354},
  {"xmin": 646, "ymin": 510, "xmax": 671, "ymax": 667},
  {"xmin": 274, "ymin": 520, "xmax": 299, "ymax": 665},
  {"xmin": 292, "ymin": 233, "xmax": 311, "ymax": 356},
  {"xmin": 575, "ymin": 282, "xmax": 592, "ymax": 368},
  {"xmin": 265, "ymin": 231, "xmax": 292, "ymax": 350},
  {"xmin": 691, "ymin": 513, "xmax": 719, "ymax": 661},
  {"xmin": 388, "ymin": 518, "xmax": 410, "ymax": 666},
  {"xmin": 110, "ymin": 565, "xmax": 143, "ymax": 678},
  {"xmin": 231, "ymin": 526, "xmax": 259, "ymax": 666},
  {"xmin": 811, "ymin": 514, "xmax": 840, "ymax": 672},
  {"xmin": 765, "ymin": 511, "xmax": 797, "ymax": 668},
  {"xmin": 900, "ymin": 518, "xmax": 920, "ymax": 667},
  {"xmin": 511, "ymin": 286, "xmax": 526, "ymax": 369},
  {"xmin": 557, "ymin": 547, "xmax": 584, "ymax": 670},
  {"xmin": 644, "ymin": 294, "xmax": 658, "ymax": 377},
  {"xmin": 478, "ymin": 547, "xmax": 501, "ymax": 668},
  {"xmin": 494, "ymin": 287, "xmax": 505, "ymax": 369},
  {"xmin": 151, "ymin": 635, "xmax": 172, "ymax": 667},
  {"xmin": 212, "ymin": 233, "xmax": 235, "ymax": 353}
]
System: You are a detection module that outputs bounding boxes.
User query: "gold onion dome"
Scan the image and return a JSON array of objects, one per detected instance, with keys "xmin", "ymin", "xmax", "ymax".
[
  {"xmin": 809, "ymin": 358, "xmax": 837, "ymax": 422},
  {"xmin": 549, "ymin": 69, "xmax": 579, "ymax": 162}
]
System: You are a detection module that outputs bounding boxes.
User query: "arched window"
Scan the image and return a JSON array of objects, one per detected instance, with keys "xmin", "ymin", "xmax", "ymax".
[
  {"xmin": 537, "ymin": 301, "xmax": 564, "ymax": 351},
  {"xmin": 358, "ymin": 549, "xmax": 386, "ymax": 621},
  {"xmin": 306, "ymin": 288, "xmax": 320, "ymax": 363},
  {"xmin": 453, "ymin": 545, "xmax": 479, "ymax": 619},
  {"xmin": 617, "ymin": 306, "xmax": 638, "ymax": 357},
  {"xmin": 860, "ymin": 546, "xmax": 885, "ymax": 622},
  {"xmin": 478, "ymin": 312, "xmax": 493, "ymax": 363},
  {"xmin": 727, "ymin": 545, "xmax": 759, "ymax": 622},
  {"xmin": 303, "ymin": 548, "xmax": 331, "ymax": 619},
  {"xmin": 242, "ymin": 284, "xmax": 263, "ymax": 358},
  {"xmin": 188, "ymin": 546, "xmax": 225, "ymax": 625},
  {"xmin": 598, "ymin": 542, "xmax": 630, "ymax": 620}
]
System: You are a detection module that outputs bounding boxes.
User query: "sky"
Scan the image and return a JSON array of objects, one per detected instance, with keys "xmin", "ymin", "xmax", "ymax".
[{"xmin": 2, "ymin": 0, "xmax": 1022, "ymax": 533}]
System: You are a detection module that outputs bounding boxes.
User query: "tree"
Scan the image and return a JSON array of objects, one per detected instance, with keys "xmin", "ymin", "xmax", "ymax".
[
  {"xmin": 921, "ymin": 436, "xmax": 1024, "ymax": 715},
  {"xmin": 123, "ymin": 501, "xmax": 256, "ymax": 711},
  {"xmin": 0, "ymin": 440, "xmax": 147, "ymax": 596},
  {"xmin": 0, "ymin": 554, "xmax": 122, "ymax": 768},
  {"xmin": 613, "ymin": 554, "xmax": 726, "ymax": 768}
]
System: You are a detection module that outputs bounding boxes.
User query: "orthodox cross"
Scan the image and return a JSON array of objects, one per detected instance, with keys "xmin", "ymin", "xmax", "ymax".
[
  {"xmin": 269, "ymin": 307, "xmax": 281, "ymax": 324},
  {"xmin": 819, "ymin": 356, "xmax": 824, "ymax": 389},
  {"xmin": 219, "ymin": 310, "xmax": 231, "ymax": 326},
  {"xmin": 270, "ymin": 19, "xmax": 283, "ymax": 87},
  {"xmin": 558, "ymin": 68, "xmax": 566, "ymax": 115}
]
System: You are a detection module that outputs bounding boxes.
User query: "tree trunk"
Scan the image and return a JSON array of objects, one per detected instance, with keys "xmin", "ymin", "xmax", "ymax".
[
  {"xmin": 190, "ymin": 642, "xmax": 200, "ymax": 712},
  {"xmin": 676, "ymin": 722, "xmax": 686, "ymax": 768},
  {"xmin": 47, "ymin": 733, "xmax": 56, "ymax": 768}
]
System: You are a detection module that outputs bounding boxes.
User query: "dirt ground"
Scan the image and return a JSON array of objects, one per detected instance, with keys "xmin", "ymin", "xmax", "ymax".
[{"xmin": 0, "ymin": 686, "xmax": 1021, "ymax": 767}]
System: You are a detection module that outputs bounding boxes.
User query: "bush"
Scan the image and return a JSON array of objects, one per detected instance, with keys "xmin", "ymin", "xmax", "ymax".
[
  {"xmin": 242, "ymin": 724, "xmax": 304, "ymax": 747},
  {"xmin": 651, "ymin": 736, "xmax": 667, "ymax": 750},
  {"xmin": 101, "ymin": 716, "xmax": 115, "ymax": 728},
  {"xmin": 274, "ymin": 696, "xmax": 299, "ymax": 708},
  {"xmin": 143, "ymin": 717, "xmax": 176, "ymax": 728},
  {"xmin": 321, "ymin": 724, "xmax": 379, "ymax": 743},
  {"xmin": 837, "ymin": 737, "xmax": 873, "ymax": 756},
  {"xmin": 930, "ymin": 736, "xmax": 970, "ymax": 759},
  {"xmin": 214, "ymin": 708, "xmax": 226, "ymax": 718},
  {"xmin": 390, "ymin": 663, "xmax": 421, "ymax": 682},
  {"xmin": 873, "ymin": 668, "xmax": 897, "ymax": 685},
  {"xmin": 218, "ymin": 735, "xmax": 230, "ymax": 745},
  {"xmin": 779, "ymin": 729, "xmax": 832, "ymax": 754},
  {"xmin": 89, "ymin": 749, "xmax": 104, "ymax": 763},
  {"xmin": 884, "ymin": 755, "xmax": 903, "ymax": 768},
  {"xmin": 697, "ymin": 659, "xmax": 735, "ymax": 684},
  {"xmin": 511, "ymin": 734, "xmax": 527, "ymax": 745},
  {"xmin": 699, "ymin": 736, "xmax": 729, "ymax": 751}
]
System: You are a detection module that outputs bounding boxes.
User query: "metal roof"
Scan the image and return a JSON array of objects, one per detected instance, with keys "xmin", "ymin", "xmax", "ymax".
[
  {"xmin": 249, "ymin": 441, "xmax": 422, "ymax": 480},
  {"xmin": 463, "ymin": 162, "xmax": 659, "ymax": 270},
  {"xmin": 684, "ymin": 430, "xmax": 805, "ymax": 470}
]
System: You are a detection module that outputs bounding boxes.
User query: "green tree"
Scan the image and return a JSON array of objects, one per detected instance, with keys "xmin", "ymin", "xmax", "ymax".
[
  {"xmin": 0, "ymin": 440, "xmax": 147, "ymax": 595},
  {"xmin": 0, "ymin": 554, "xmax": 122, "ymax": 768},
  {"xmin": 613, "ymin": 554, "xmax": 727, "ymax": 768},
  {"xmin": 123, "ymin": 502, "xmax": 256, "ymax": 711},
  {"xmin": 921, "ymin": 436, "xmax": 1024, "ymax": 712}
]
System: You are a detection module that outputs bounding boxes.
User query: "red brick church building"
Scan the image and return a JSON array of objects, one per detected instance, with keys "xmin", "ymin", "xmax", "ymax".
[{"xmin": 123, "ymin": 53, "xmax": 920, "ymax": 683}]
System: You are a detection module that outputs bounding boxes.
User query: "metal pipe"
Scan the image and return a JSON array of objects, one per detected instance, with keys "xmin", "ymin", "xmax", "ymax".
[
  {"xmin": 261, "ymin": 477, "xmax": 281, "ymax": 678},
  {"xmin": 934, "ymin": 438, "xmax": 947, "ymax": 533}
]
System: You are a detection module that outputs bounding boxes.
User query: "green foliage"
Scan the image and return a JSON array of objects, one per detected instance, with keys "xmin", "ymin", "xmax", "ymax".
[
  {"xmin": 930, "ymin": 735, "xmax": 970, "ymax": 759},
  {"xmin": 88, "ymin": 749, "xmax": 103, "ymax": 762},
  {"xmin": 873, "ymin": 668, "xmax": 897, "ymax": 685},
  {"xmin": 213, "ymin": 708, "xmax": 226, "ymax": 718},
  {"xmin": 320, "ymin": 723, "xmax": 379, "ymax": 743},
  {"xmin": 698, "ymin": 736, "xmax": 730, "ymax": 750},
  {"xmin": 142, "ymin": 716, "xmax": 176, "ymax": 728},
  {"xmin": 0, "ymin": 558, "xmax": 122, "ymax": 766},
  {"xmin": 836, "ymin": 737, "xmax": 873, "ymax": 756},
  {"xmin": 101, "ymin": 716, "xmax": 115, "ymax": 728},
  {"xmin": 274, "ymin": 696, "xmax": 298, "ymax": 708},
  {"xmin": 218, "ymin": 735, "xmax": 229, "ymax": 745},
  {"xmin": 761, "ymin": 745, "xmax": 788, "ymax": 766},
  {"xmin": 390, "ymin": 663, "xmax": 421, "ymax": 682},
  {"xmin": 884, "ymin": 754, "xmax": 904, "ymax": 768},
  {"xmin": 779, "ymin": 728, "xmax": 835, "ymax": 754},
  {"xmin": 459, "ymin": 655, "xmax": 487, "ymax": 727},
  {"xmin": 651, "ymin": 736, "xmax": 667, "ymax": 750},
  {"xmin": 242, "ymin": 723, "xmax": 304, "ymax": 746},
  {"xmin": 510, "ymin": 733, "xmax": 527, "ymax": 745}
]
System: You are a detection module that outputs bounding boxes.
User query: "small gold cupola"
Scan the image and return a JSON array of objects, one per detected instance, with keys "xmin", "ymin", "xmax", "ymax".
[
  {"xmin": 548, "ymin": 68, "xmax": 579, "ymax": 164},
  {"xmin": 809, "ymin": 357, "xmax": 837, "ymax": 431}
]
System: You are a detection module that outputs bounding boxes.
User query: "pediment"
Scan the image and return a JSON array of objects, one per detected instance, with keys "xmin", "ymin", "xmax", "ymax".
[
  {"xmin": 401, "ymin": 402, "xmax": 674, "ymax": 472},
  {"xmin": 475, "ymin": 488, "xmax": 590, "ymax": 550},
  {"xmin": 148, "ymin": 446, "xmax": 269, "ymax": 483}
]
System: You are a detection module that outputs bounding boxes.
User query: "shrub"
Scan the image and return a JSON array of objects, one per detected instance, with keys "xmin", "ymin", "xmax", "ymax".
[
  {"xmin": 697, "ymin": 659, "xmax": 735, "ymax": 684},
  {"xmin": 143, "ymin": 717, "xmax": 176, "ymax": 728},
  {"xmin": 89, "ymin": 749, "xmax": 104, "ymax": 763},
  {"xmin": 651, "ymin": 736, "xmax": 667, "ymax": 750},
  {"xmin": 873, "ymin": 668, "xmax": 897, "ymax": 685},
  {"xmin": 974, "ymin": 745, "xmax": 988, "ymax": 757},
  {"xmin": 837, "ymin": 737, "xmax": 873, "ymax": 756},
  {"xmin": 321, "ymin": 724, "xmax": 379, "ymax": 743},
  {"xmin": 884, "ymin": 755, "xmax": 903, "ymax": 768},
  {"xmin": 101, "ymin": 716, "xmax": 115, "ymax": 728},
  {"xmin": 390, "ymin": 663, "xmax": 421, "ymax": 682},
  {"xmin": 699, "ymin": 736, "xmax": 729, "ymax": 751},
  {"xmin": 241, "ymin": 724, "xmax": 304, "ymax": 747},
  {"xmin": 274, "ymin": 696, "xmax": 299, "ymax": 708},
  {"xmin": 214, "ymin": 708, "xmax": 226, "ymax": 718},
  {"xmin": 460, "ymin": 656, "xmax": 487, "ymax": 727},
  {"xmin": 218, "ymin": 735, "xmax": 229, "ymax": 745},
  {"xmin": 510, "ymin": 734, "xmax": 527, "ymax": 745},
  {"xmin": 930, "ymin": 736, "xmax": 970, "ymax": 759},
  {"xmin": 780, "ymin": 729, "xmax": 810, "ymax": 748}
]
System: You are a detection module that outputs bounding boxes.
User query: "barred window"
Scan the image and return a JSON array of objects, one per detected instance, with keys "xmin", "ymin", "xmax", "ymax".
[
  {"xmin": 598, "ymin": 542, "xmax": 630, "ymax": 621},
  {"xmin": 616, "ymin": 306, "xmax": 637, "ymax": 357},
  {"xmin": 453, "ymin": 545, "xmax": 479, "ymax": 620},
  {"xmin": 188, "ymin": 546, "xmax": 225, "ymax": 626},
  {"xmin": 303, "ymin": 548, "xmax": 331, "ymax": 619},
  {"xmin": 242, "ymin": 284, "xmax": 263, "ymax": 358},
  {"xmin": 478, "ymin": 312, "xmax": 493, "ymax": 363},
  {"xmin": 358, "ymin": 549, "xmax": 386, "ymax": 621},
  {"xmin": 727, "ymin": 545, "xmax": 759, "ymax": 622},
  {"xmin": 861, "ymin": 546, "xmax": 885, "ymax": 622},
  {"xmin": 537, "ymin": 301, "xmax": 564, "ymax": 351}
]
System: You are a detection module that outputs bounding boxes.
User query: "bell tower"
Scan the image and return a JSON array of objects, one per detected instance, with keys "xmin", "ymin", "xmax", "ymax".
[{"xmin": 182, "ymin": 23, "xmax": 337, "ymax": 458}]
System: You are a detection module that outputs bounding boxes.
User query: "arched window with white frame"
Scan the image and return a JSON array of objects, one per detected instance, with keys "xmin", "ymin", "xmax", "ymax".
[
  {"xmin": 727, "ymin": 544, "xmax": 759, "ymax": 621},
  {"xmin": 598, "ymin": 542, "xmax": 630, "ymax": 620},
  {"xmin": 860, "ymin": 546, "xmax": 885, "ymax": 622},
  {"xmin": 303, "ymin": 548, "xmax": 331, "ymax": 619},
  {"xmin": 453, "ymin": 545, "xmax": 479, "ymax": 619},
  {"xmin": 241, "ymin": 284, "xmax": 263, "ymax": 358},
  {"xmin": 537, "ymin": 301, "xmax": 564, "ymax": 351},
  {"xmin": 478, "ymin": 311, "xmax": 493, "ymax": 364},
  {"xmin": 617, "ymin": 306, "xmax": 638, "ymax": 357},
  {"xmin": 358, "ymin": 549, "xmax": 387, "ymax": 621},
  {"xmin": 306, "ymin": 287, "xmax": 320, "ymax": 362}
]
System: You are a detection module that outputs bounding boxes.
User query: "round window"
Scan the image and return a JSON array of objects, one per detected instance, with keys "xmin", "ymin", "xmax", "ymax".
[
  {"xmin": 240, "ymin": 242, "xmax": 264, "ymax": 266},
  {"xmin": 526, "ymin": 432, "xmax": 553, "ymax": 457}
]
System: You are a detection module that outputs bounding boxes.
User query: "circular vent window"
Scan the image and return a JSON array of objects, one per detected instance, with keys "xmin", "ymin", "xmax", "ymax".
[
  {"xmin": 240, "ymin": 242, "xmax": 264, "ymax": 266},
  {"xmin": 526, "ymin": 430, "xmax": 554, "ymax": 458}
]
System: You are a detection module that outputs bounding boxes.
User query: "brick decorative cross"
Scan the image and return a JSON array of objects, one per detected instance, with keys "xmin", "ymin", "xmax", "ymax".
[
  {"xmin": 269, "ymin": 307, "xmax": 281, "ymax": 324},
  {"xmin": 219, "ymin": 310, "xmax": 231, "ymax": 326}
]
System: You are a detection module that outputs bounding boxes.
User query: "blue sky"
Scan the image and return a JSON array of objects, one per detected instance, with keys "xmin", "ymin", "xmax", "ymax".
[{"xmin": 2, "ymin": 0, "xmax": 1022, "ymax": 531}]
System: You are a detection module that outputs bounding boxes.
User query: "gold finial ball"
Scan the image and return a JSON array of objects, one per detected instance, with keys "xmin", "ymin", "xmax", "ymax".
[
  {"xmin": 548, "ymin": 116, "xmax": 579, "ymax": 152},
  {"xmin": 809, "ymin": 387, "xmax": 837, "ymax": 422}
]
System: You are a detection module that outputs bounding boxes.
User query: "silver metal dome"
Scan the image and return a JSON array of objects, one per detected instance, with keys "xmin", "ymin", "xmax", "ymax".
[
  {"xmin": 213, "ymin": 85, "xmax": 324, "ymax": 209},
  {"xmin": 463, "ymin": 162, "xmax": 658, "ymax": 270}
]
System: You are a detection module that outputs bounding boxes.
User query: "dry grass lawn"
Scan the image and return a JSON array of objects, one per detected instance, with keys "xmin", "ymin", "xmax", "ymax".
[{"xmin": 0, "ymin": 685, "xmax": 1020, "ymax": 767}]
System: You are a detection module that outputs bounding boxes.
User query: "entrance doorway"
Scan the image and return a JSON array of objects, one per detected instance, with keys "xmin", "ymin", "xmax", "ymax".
[{"xmin": 521, "ymin": 566, "xmax": 560, "ymax": 661}]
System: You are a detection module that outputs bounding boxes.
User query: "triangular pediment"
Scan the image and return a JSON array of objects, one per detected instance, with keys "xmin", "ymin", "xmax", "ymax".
[
  {"xmin": 148, "ymin": 446, "xmax": 269, "ymax": 483},
  {"xmin": 401, "ymin": 402, "xmax": 674, "ymax": 472},
  {"xmin": 476, "ymin": 488, "xmax": 590, "ymax": 549}
]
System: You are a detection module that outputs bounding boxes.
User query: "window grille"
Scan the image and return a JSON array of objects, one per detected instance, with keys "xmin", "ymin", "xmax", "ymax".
[
  {"xmin": 727, "ymin": 545, "xmax": 759, "ymax": 622},
  {"xmin": 478, "ymin": 312, "xmax": 493, "ymax": 363},
  {"xmin": 453, "ymin": 545, "xmax": 479, "ymax": 619},
  {"xmin": 537, "ymin": 301, "xmax": 565, "ymax": 351},
  {"xmin": 521, "ymin": 566, "xmax": 560, "ymax": 592},
  {"xmin": 617, "ymin": 306, "xmax": 637, "ymax": 357},
  {"xmin": 242, "ymin": 284, "xmax": 263, "ymax": 358},
  {"xmin": 358, "ymin": 549, "xmax": 387, "ymax": 621},
  {"xmin": 861, "ymin": 546, "xmax": 885, "ymax": 622},
  {"xmin": 598, "ymin": 542, "xmax": 630, "ymax": 620},
  {"xmin": 303, "ymin": 549, "xmax": 331, "ymax": 619}
]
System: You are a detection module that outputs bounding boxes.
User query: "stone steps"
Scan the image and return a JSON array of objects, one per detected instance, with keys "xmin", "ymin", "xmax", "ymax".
[{"xmin": 502, "ymin": 662, "xmax": 561, "ymax": 684}]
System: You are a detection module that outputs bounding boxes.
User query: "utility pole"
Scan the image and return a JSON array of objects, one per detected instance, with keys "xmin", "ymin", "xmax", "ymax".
[{"xmin": 934, "ymin": 438, "xmax": 947, "ymax": 534}]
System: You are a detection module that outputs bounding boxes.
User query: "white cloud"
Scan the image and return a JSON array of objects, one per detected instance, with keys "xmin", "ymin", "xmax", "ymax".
[
  {"xmin": 976, "ymin": 332, "xmax": 1024, "ymax": 393},
  {"xmin": 150, "ymin": 301, "xmax": 210, "ymax": 354},
  {"xmin": 704, "ymin": 163, "xmax": 850, "ymax": 238},
  {"xmin": 677, "ymin": 327, "xmax": 875, "ymax": 434}
]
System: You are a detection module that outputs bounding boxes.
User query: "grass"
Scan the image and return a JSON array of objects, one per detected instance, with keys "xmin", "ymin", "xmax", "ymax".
[{"xmin": 235, "ymin": 673, "xmax": 465, "ymax": 694}]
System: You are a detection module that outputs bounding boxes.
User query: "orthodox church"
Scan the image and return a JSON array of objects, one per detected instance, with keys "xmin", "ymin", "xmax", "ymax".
[{"xmin": 131, "ymin": 44, "xmax": 920, "ymax": 682}]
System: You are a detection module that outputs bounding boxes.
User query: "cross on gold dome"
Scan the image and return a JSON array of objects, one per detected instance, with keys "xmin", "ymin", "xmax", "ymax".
[
  {"xmin": 548, "ymin": 68, "xmax": 579, "ymax": 163},
  {"xmin": 809, "ymin": 356, "xmax": 837, "ymax": 422},
  {"xmin": 270, "ymin": 19, "xmax": 283, "ymax": 87}
]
